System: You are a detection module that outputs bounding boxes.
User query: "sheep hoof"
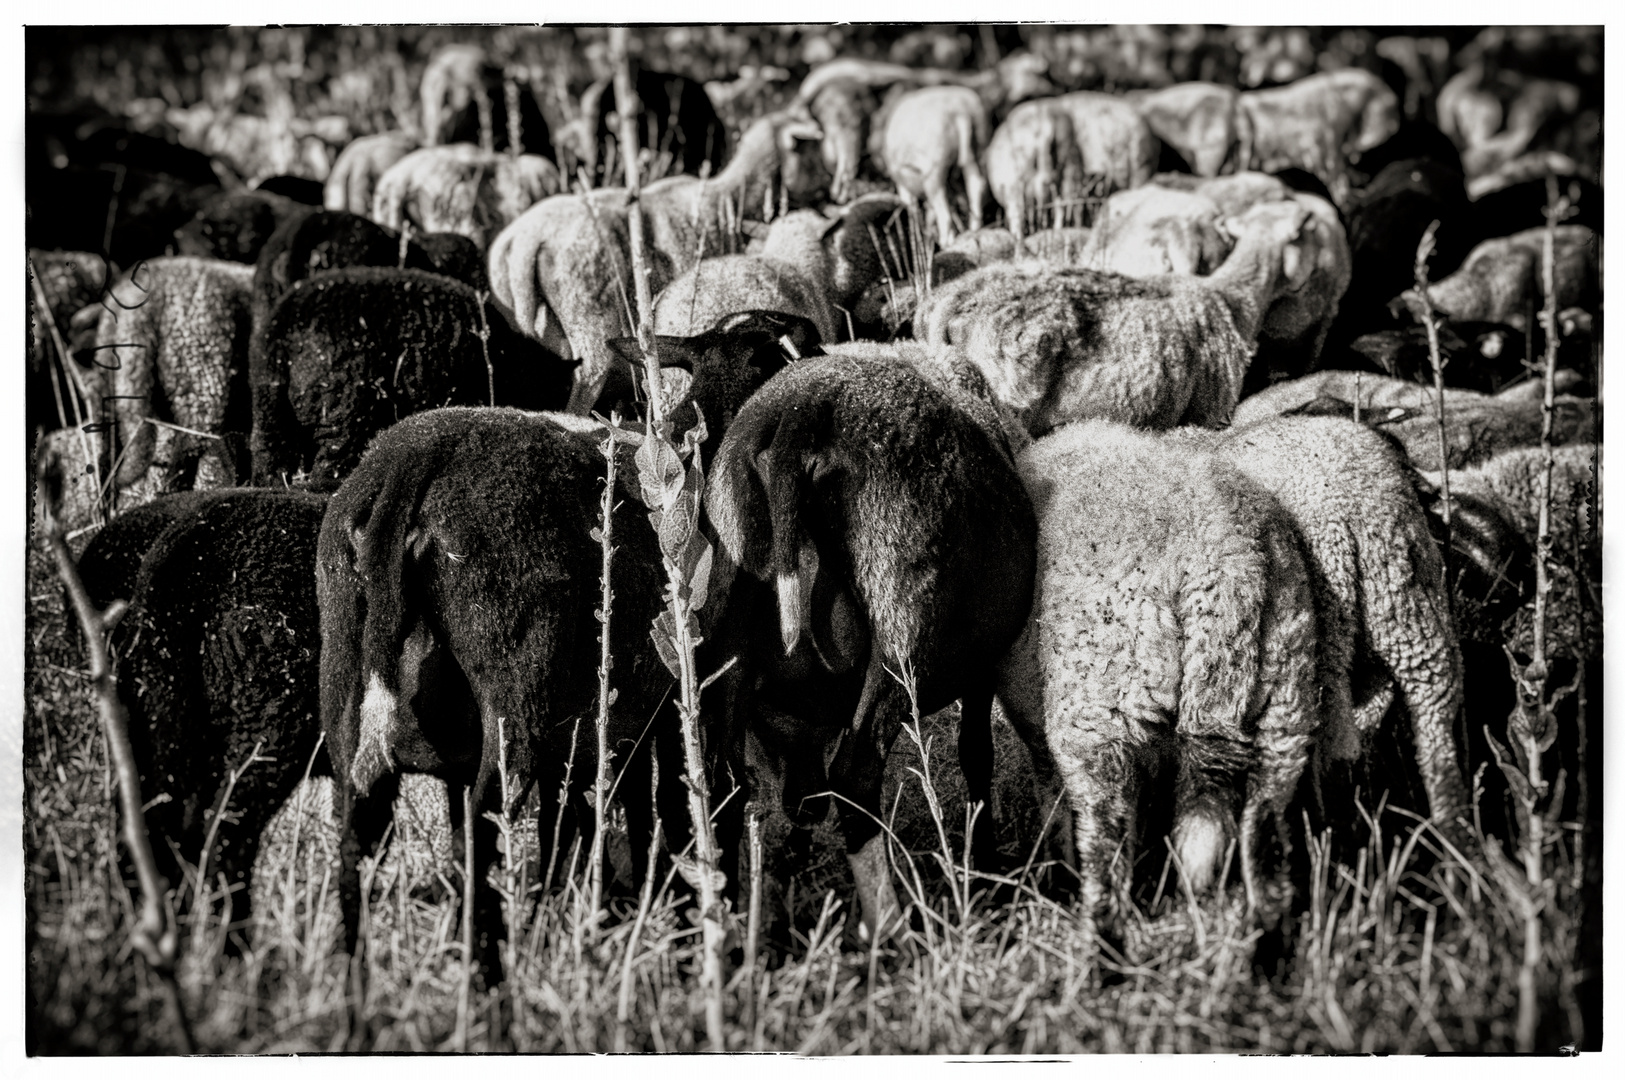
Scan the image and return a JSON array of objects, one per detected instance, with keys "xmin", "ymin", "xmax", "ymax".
[{"xmin": 848, "ymin": 835, "xmax": 902, "ymax": 946}]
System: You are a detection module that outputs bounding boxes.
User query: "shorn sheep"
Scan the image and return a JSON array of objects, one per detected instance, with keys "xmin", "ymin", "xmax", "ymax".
[
  {"xmin": 703, "ymin": 343, "xmax": 1037, "ymax": 941},
  {"xmin": 881, "ymin": 85, "xmax": 992, "ymax": 247},
  {"xmin": 997, "ymin": 420, "xmax": 1319, "ymax": 944},
  {"xmin": 1208, "ymin": 416, "xmax": 1469, "ymax": 841},
  {"xmin": 370, "ymin": 145, "xmax": 561, "ymax": 251},
  {"xmin": 924, "ymin": 197, "xmax": 1321, "ymax": 435},
  {"xmin": 92, "ymin": 256, "xmax": 256, "ymax": 503},
  {"xmin": 985, "ymin": 98, "xmax": 1084, "ymax": 246},
  {"xmin": 804, "ymin": 77, "xmax": 878, "ymax": 204},
  {"xmin": 111, "ymin": 488, "xmax": 330, "ymax": 946},
  {"xmin": 251, "ymin": 266, "xmax": 568, "ymax": 486},
  {"xmin": 487, "ymin": 110, "xmax": 828, "ymax": 414},
  {"xmin": 323, "ymin": 131, "xmax": 418, "ymax": 216}
]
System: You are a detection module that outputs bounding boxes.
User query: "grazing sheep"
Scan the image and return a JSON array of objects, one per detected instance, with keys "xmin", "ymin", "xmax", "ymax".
[
  {"xmin": 1239, "ymin": 69, "xmax": 1401, "ymax": 206},
  {"xmin": 420, "ymin": 44, "xmax": 553, "ymax": 158},
  {"xmin": 487, "ymin": 110, "xmax": 829, "ymax": 414},
  {"xmin": 1233, "ymin": 370, "xmax": 1598, "ymax": 471},
  {"xmin": 1206, "ymin": 417, "xmax": 1469, "ymax": 840},
  {"xmin": 93, "ymin": 256, "xmax": 255, "ymax": 500},
  {"xmin": 318, "ymin": 406, "xmax": 676, "ymax": 993},
  {"xmin": 997, "ymin": 420, "xmax": 1319, "ymax": 941},
  {"xmin": 805, "ymin": 77, "xmax": 878, "ymax": 204},
  {"xmin": 798, "ymin": 52, "xmax": 1053, "ymax": 118},
  {"xmin": 1399, "ymin": 225, "xmax": 1598, "ymax": 333},
  {"xmin": 756, "ymin": 195, "xmax": 910, "ymax": 338},
  {"xmin": 1345, "ymin": 321, "xmax": 1534, "ymax": 394},
  {"xmin": 986, "ymin": 98, "xmax": 1085, "ymax": 246},
  {"xmin": 703, "ymin": 344, "xmax": 1037, "ymax": 941},
  {"xmin": 323, "ymin": 131, "xmax": 419, "ymax": 216},
  {"xmin": 882, "ymin": 86, "xmax": 992, "ymax": 246},
  {"xmin": 1050, "ymin": 91, "xmax": 1162, "ymax": 195},
  {"xmin": 924, "ymin": 198, "xmax": 1321, "ymax": 435},
  {"xmin": 1074, "ymin": 185, "xmax": 1231, "ymax": 276},
  {"xmin": 1250, "ymin": 189, "xmax": 1351, "ymax": 388},
  {"xmin": 252, "ymin": 266, "xmax": 568, "ymax": 486},
  {"xmin": 1133, "ymin": 82, "xmax": 1250, "ymax": 177},
  {"xmin": 370, "ymin": 145, "xmax": 561, "ymax": 251},
  {"xmin": 172, "ymin": 190, "xmax": 306, "ymax": 264},
  {"xmin": 590, "ymin": 67, "xmax": 728, "ymax": 186},
  {"xmin": 74, "ymin": 489, "xmax": 218, "ymax": 611},
  {"xmin": 111, "ymin": 488, "xmax": 330, "ymax": 946}
]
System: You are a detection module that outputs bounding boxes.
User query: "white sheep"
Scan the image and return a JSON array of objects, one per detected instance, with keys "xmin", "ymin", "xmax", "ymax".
[
  {"xmin": 881, "ymin": 86, "xmax": 992, "ymax": 247},
  {"xmin": 1401, "ymin": 225, "xmax": 1598, "ymax": 333},
  {"xmin": 998, "ymin": 419, "xmax": 1320, "ymax": 940},
  {"xmin": 486, "ymin": 110, "xmax": 828, "ymax": 414},
  {"xmin": 323, "ymin": 131, "xmax": 418, "ymax": 216},
  {"xmin": 1074, "ymin": 185, "xmax": 1231, "ymax": 276},
  {"xmin": 985, "ymin": 98, "xmax": 1084, "ymax": 246},
  {"xmin": 1051, "ymin": 91, "xmax": 1161, "ymax": 194},
  {"xmin": 923, "ymin": 197, "xmax": 1321, "ymax": 435},
  {"xmin": 1132, "ymin": 82, "xmax": 1250, "ymax": 177},
  {"xmin": 1239, "ymin": 69, "xmax": 1400, "ymax": 206},
  {"xmin": 371, "ymin": 145, "xmax": 560, "ymax": 250}
]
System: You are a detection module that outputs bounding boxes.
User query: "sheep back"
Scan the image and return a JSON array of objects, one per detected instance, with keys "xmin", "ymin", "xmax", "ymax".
[
  {"xmin": 324, "ymin": 131, "xmax": 418, "ymax": 215},
  {"xmin": 1051, "ymin": 91, "xmax": 1161, "ymax": 192}
]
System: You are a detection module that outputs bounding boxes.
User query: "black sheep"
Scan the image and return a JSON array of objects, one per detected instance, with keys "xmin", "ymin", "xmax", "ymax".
[
  {"xmin": 254, "ymin": 174, "xmax": 326, "ymax": 206},
  {"xmin": 701, "ymin": 344, "xmax": 1038, "ymax": 942},
  {"xmin": 316, "ymin": 407, "xmax": 675, "ymax": 994},
  {"xmin": 75, "ymin": 490, "xmax": 219, "ymax": 612},
  {"xmin": 173, "ymin": 190, "xmax": 307, "ymax": 264},
  {"xmin": 421, "ymin": 44, "xmax": 554, "ymax": 160},
  {"xmin": 111, "ymin": 488, "xmax": 330, "ymax": 948},
  {"xmin": 592, "ymin": 67, "xmax": 729, "ymax": 186},
  {"xmin": 251, "ymin": 267, "xmax": 570, "ymax": 487}
]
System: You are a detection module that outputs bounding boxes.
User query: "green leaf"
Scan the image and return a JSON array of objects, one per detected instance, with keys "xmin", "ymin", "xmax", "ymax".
[{"xmin": 687, "ymin": 539, "xmax": 714, "ymax": 612}]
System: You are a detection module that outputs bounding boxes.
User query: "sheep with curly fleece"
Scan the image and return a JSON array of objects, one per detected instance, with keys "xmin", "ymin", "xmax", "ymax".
[
  {"xmin": 487, "ymin": 110, "xmax": 829, "ymax": 414},
  {"xmin": 923, "ymin": 197, "xmax": 1321, "ymax": 435},
  {"xmin": 94, "ymin": 256, "xmax": 255, "ymax": 501},
  {"xmin": 986, "ymin": 98, "xmax": 1085, "ymax": 247},
  {"xmin": 371, "ymin": 145, "xmax": 561, "ymax": 251},
  {"xmin": 997, "ymin": 419, "xmax": 1319, "ymax": 942},
  {"xmin": 323, "ymin": 131, "xmax": 419, "ymax": 216},
  {"xmin": 1233, "ymin": 370, "xmax": 1598, "ymax": 471},
  {"xmin": 1133, "ymin": 82, "xmax": 1250, "ymax": 177},
  {"xmin": 1205, "ymin": 416, "xmax": 1469, "ymax": 841},
  {"xmin": 1239, "ymin": 69, "xmax": 1400, "ymax": 206}
]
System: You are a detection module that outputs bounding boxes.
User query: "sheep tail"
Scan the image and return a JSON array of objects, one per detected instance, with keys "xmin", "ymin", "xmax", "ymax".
[{"xmin": 762, "ymin": 414, "xmax": 816, "ymax": 655}]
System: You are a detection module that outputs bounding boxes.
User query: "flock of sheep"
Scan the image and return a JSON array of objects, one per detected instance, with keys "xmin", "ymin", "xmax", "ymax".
[{"xmin": 27, "ymin": 26, "xmax": 1601, "ymax": 1040}]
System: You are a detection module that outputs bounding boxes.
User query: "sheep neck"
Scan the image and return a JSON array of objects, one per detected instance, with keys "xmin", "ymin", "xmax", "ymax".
[
  {"xmin": 1206, "ymin": 227, "xmax": 1284, "ymax": 344},
  {"xmin": 694, "ymin": 128, "xmax": 783, "ymax": 224}
]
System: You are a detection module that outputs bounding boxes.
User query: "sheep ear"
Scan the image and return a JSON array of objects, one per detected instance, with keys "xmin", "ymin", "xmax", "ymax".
[{"xmin": 1218, "ymin": 216, "xmax": 1245, "ymax": 241}]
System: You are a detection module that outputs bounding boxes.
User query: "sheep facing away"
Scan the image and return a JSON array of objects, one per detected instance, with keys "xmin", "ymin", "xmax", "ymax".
[
  {"xmin": 487, "ymin": 110, "xmax": 829, "ymax": 415},
  {"xmin": 251, "ymin": 266, "xmax": 569, "ymax": 487},
  {"xmin": 323, "ymin": 131, "xmax": 419, "ymax": 216},
  {"xmin": 370, "ymin": 145, "xmax": 561, "ymax": 251},
  {"xmin": 997, "ymin": 420, "xmax": 1320, "ymax": 943},
  {"xmin": 1050, "ymin": 91, "xmax": 1162, "ymax": 195},
  {"xmin": 1203, "ymin": 416, "xmax": 1469, "ymax": 842},
  {"xmin": 1239, "ymin": 69, "xmax": 1401, "ymax": 206},
  {"xmin": 702, "ymin": 344, "xmax": 1037, "ymax": 942},
  {"xmin": 111, "ymin": 488, "xmax": 331, "ymax": 947},
  {"xmin": 985, "ymin": 98, "xmax": 1084, "ymax": 246},
  {"xmin": 1132, "ymin": 82, "xmax": 1250, "ymax": 177},
  {"xmin": 924, "ymin": 197, "xmax": 1321, "ymax": 436},
  {"xmin": 804, "ymin": 77, "xmax": 878, "ymax": 204},
  {"xmin": 419, "ymin": 43, "xmax": 553, "ymax": 158},
  {"xmin": 881, "ymin": 86, "xmax": 992, "ymax": 247},
  {"xmin": 92, "ymin": 256, "xmax": 256, "ymax": 503}
]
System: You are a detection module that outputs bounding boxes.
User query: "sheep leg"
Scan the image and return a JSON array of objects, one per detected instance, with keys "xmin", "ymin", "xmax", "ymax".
[
  {"xmin": 335, "ymin": 769, "xmax": 400, "ymax": 1050},
  {"xmin": 1051, "ymin": 721, "xmax": 1140, "ymax": 947},
  {"xmin": 962, "ymin": 157, "xmax": 988, "ymax": 235},
  {"xmin": 927, "ymin": 179, "xmax": 958, "ymax": 248},
  {"xmin": 830, "ymin": 686, "xmax": 907, "ymax": 944},
  {"xmin": 957, "ymin": 677, "xmax": 1000, "ymax": 874}
]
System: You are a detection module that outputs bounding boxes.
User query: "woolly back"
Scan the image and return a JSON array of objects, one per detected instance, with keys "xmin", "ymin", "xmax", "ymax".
[
  {"xmin": 1079, "ymin": 186, "xmax": 1230, "ymax": 276},
  {"xmin": 652, "ymin": 254, "xmax": 833, "ymax": 345}
]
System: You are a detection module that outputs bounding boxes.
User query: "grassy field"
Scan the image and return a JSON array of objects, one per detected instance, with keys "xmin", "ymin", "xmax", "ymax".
[{"xmin": 22, "ymin": 528, "xmax": 1599, "ymax": 1054}]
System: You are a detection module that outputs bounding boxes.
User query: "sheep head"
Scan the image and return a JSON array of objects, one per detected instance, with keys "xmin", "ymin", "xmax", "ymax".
[{"xmin": 1223, "ymin": 199, "xmax": 1318, "ymax": 299}]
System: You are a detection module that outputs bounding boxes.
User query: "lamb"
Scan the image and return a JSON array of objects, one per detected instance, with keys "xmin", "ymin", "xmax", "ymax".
[
  {"xmin": 702, "ymin": 343, "xmax": 1037, "ymax": 942},
  {"xmin": 110, "ymin": 488, "xmax": 330, "ymax": 946},
  {"xmin": 419, "ymin": 43, "xmax": 553, "ymax": 158},
  {"xmin": 1398, "ymin": 225, "xmax": 1599, "ymax": 333},
  {"xmin": 1238, "ymin": 69, "xmax": 1401, "ymax": 206},
  {"xmin": 1050, "ymin": 91, "xmax": 1162, "ymax": 194},
  {"xmin": 985, "ymin": 98, "xmax": 1085, "ymax": 246},
  {"xmin": 1073, "ymin": 185, "xmax": 1231, "ymax": 276},
  {"xmin": 317, "ymin": 407, "xmax": 678, "ymax": 998},
  {"xmin": 995, "ymin": 420, "xmax": 1319, "ymax": 942},
  {"xmin": 323, "ymin": 131, "xmax": 418, "ymax": 216},
  {"xmin": 1204, "ymin": 416, "xmax": 1469, "ymax": 841},
  {"xmin": 881, "ymin": 86, "xmax": 992, "ymax": 246},
  {"xmin": 804, "ymin": 77, "xmax": 878, "ymax": 204},
  {"xmin": 370, "ymin": 145, "xmax": 561, "ymax": 251},
  {"xmin": 251, "ymin": 266, "xmax": 568, "ymax": 487},
  {"xmin": 1132, "ymin": 82, "xmax": 1250, "ymax": 177},
  {"xmin": 486, "ymin": 110, "xmax": 828, "ymax": 414},
  {"xmin": 1233, "ymin": 370, "xmax": 1598, "ymax": 471},
  {"xmin": 92, "ymin": 256, "xmax": 255, "ymax": 502},
  {"xmin": 588, "ymin": 66, "xmax": 728, "ymax": 186},
  {"xmin": 923, "ymin": 197, "xmax": 1321, "ymax": 435}
]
